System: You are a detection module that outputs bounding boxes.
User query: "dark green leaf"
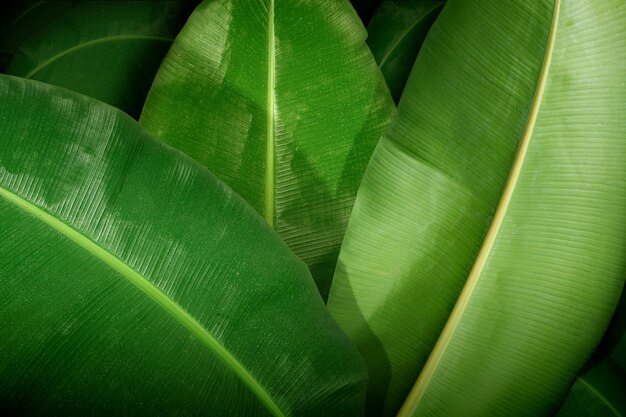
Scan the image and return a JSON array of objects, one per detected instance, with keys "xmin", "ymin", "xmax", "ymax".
[
  {"xmin": 0, "ymin": 1, "xmax": 73, "ymax": 71},
  {"xmin": 140, "ymin": 0, "xmax": 395, "ymax": 299},
  {"xmin": 556, "ymin": 358, "xmax": 626, "ymax": 417},
  {"xmin": 367, "ymin": 1, "xmax": 445, "ymax": 103},
  {"xmin": 0, "ymin": 74, "xmax": 367, "ymax": 417},
  {"xmin": 6, "ymin": 1, "xmax": 195, "ymax": 118},
  {"xmin": 350, "ymin": 0, "xmax": 383, "ymax": 25}
]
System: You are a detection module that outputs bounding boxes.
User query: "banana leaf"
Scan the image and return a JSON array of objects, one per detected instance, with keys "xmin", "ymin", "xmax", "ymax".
[
  {"xmin": 367, "ymin": 1, "xmax": 445, "ymax": 103},
  {"xmin": 327, "ymin": 0, "xmax": 626, "ymax": 416},
  {"xmin": 139, "ymin": 0, "xmax": 395, "ymax": 299},
  {"xmin": 556, "ymin": 358, "xmax": 626, "ymax": 417},
  {"xmin": 0, "ymin": 74, "xmax": 367, "ymax": 417},
  {"xmin": 5, "ymin": 1, "xmax": 195, "ymax": 118},
  {"xmin": 350, "ymin": 0, "xmax": 383, "ymax": 25},
  {"xmin": 0, "ymin": 1, "xmax": 73, "ymax": 71}
]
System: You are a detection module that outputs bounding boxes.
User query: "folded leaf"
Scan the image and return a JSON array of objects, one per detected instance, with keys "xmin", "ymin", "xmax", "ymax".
[
  {"xmin": 6, "ymin": 1, "xmax": 195, "ymax": 118},
  {"xmin": 328, "ymin": 0, "xmax": 626, "ymax": 416},
  {"xmin": 0, "ymin": 75, "xmax": 367, "ymax": 417},
  {"xmin": 367, "ymin": 1, "xmax": 445, "ymax": 103},
  {"xmin": 556, "ymin": 358, "xmax": 626, "ymax": 417},
  {"xmin": 139, "ymin": 0, "xmax": 395, "ymax": 299}
]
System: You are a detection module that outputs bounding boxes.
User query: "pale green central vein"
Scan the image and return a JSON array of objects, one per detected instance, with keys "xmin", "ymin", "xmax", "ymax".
[
  {"xmin": 265, "ymin": 0, "xmax": 276, "ymax": 228},
  {"xmin": 0, "ymin": 186, "xmax": 286, "ymax": 417},
  {"xmin": 24, "ymin": 35, "xmax": 173, "ymax": 79}
]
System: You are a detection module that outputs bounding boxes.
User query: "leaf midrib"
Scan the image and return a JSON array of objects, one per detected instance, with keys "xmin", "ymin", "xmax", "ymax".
[
  {"xmin": 23, "ymin": 35, "xmax": 172, "ymax": 79},
  {"xmin": 397, "ymin": 0, "xmax": 561, "ymax": 414},
  {"xmin": 0, "ymin": 0, "xmax": 45, "ymax": 37},
  {"xmin": 577, "ymin": 377, "xmax": 622, "ymax": 416},
  {"xmin": 0, "ymin": 185, "xmax": 286, "ymax": 417},
  {"xmin": 264, "ymin": 0, "xmax": 276, "ymax": 227}
]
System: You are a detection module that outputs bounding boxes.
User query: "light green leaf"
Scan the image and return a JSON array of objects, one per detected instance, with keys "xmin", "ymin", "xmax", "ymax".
[
  {"xmin": 328, "ymin": 0, "xmax": 626, "ymax": 416},
  {"xmin": 139, "ymin": 0, "xmax": 395, "ymax": 299},
  {"xmin": 0, "ymin": 75, "xmax": 367, "ymax": 417},
  {"xmin": 6, "ymin": 1, "xmax": 194, "ymax": 118},
  {"xmin": 367, "ymin": 0, "xmax": 445, "ymax": 103}
]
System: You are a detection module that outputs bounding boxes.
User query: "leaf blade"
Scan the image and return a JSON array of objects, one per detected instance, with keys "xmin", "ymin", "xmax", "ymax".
[
  {"xmin": 6, "ymin": 1, "xmax": 193, "ymax": 118},
  {"xmin": 139, "ymin": 0, "xmax": 395, "ymax": 298},
  {"xmin": 0, "ymin": 74, "xmax": 367, "ymax": 416}
]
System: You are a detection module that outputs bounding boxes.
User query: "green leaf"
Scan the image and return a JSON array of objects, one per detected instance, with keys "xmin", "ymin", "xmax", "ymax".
[
  {"xmin": 366, "ymin": 1, "xmax": 445, "ymax": 103},
  {"xmin": 0, "ymin": 1, "xmax": 74, "ymax": 71},
  {"xmin": 556, "ymin": 358, "xmax": 626, "ymax": 417},
  {"xmin": 350, "ymin": 0, "xmax": 383, "ymax": 25},
  {"xmin": 0, "ymin": 74, "xmax": 367, "ymax": 417},
  {"xmin": 139, "ymin": 0, "xmax": 395, "ymax": 299},
  {"xmin": 5, "ymin": 1, "xmax": 195, "ymax": 118},
  {"xmin": 328, "ymin": 0, "xmax": 626, "ymax": 416}
]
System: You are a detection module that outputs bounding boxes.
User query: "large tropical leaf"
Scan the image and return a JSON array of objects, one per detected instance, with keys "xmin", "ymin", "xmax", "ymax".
[
  {"xmin": 556, "ymin": 358, "xmax": 626, "ymax": 417},
  {"xmin": 328, "ymin": 0, "xmax": 626, "ymax": 416},
  {"xmin": 5, "ymin": 1, "xmax": 195, "ymax": 118},
  {"xmin": 139, "ymin": 0, "xmax": 395, "ymax": 299},
  {"xmin": 367, "ymin": 1, "xmax": 445, "ymax": 103},
  {"xmin": 0, "ymin": 1, "xmax": 73, "ymax": 71},
  {"xmin": 0, "ymin": 75, "xmax": 367, "ymax": 417}
]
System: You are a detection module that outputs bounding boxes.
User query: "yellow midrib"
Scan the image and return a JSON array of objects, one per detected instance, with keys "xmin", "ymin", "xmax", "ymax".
[
  {"xmin": 0, "ymin": 185, "xmax": 286, "ymax": 417},
  {"xmin": 396, "ymin": 0, "xmax": 561, "ymax": 415},
  {"xmin": 264, "ymin": 0, "xmax": 276, "ymax": 228}
]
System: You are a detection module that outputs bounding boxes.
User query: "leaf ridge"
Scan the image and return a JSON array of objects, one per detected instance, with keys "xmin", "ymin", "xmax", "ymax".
[
  {"xmin": 23, "ymin": 35, "xmax": 172, "ymax": 78},
  {"xmin": 265, "ymin": 0, "xmax": 276, "ymax": 227},
  {"xmin": 0, "ymin": 0, "xmax": 45, "ymax": 36},
  {"xmin": 0, "ymin": 184, "xmax": 287, "ymax": 417},
  {"xmin": 397, "ymin": 0, "xmax": 562, "ymax": 414},
  {"xmin": 577, "ymin": 378, "xmax": 622, "ymax": 416}
]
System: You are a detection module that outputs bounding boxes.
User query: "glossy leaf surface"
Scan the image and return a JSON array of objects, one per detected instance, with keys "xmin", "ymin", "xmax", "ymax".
[
  {"xmin": 556, "ymin": 358, "xmax": 626, "ymax": 417},
  {"xmin": 140, "ymin": 0, "xmax": 395, "ymax": 299},
  {"xmin": 6, "ymin": 1, "xmax": 194, "ymax": 118},
  {"xmin": 328, "ymin": 0, "xmax": 626, "ymax": 416},
  {"xmin": 367, "ymin": 1, "xmax": 444, "ymax": 103},
  {"xmin": 0, "ymin": 75, "xmax": 367, "ymax": 417}
]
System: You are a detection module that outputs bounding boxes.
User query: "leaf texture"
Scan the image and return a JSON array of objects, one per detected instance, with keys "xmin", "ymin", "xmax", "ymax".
[
  {"xmin": 367, "ymin": 0, "xmax": 445, "ymax": 103},
  {"xmin": 556, "ymin": 358, "xmax": 626, "ymax": 417},
  {"xmin": 0, "ymin": 1, "xmax": 73, "ymax": 71},
  {"xmin": 328, "ymin": 0, "xmax": 626, "ymax": 416},
  {"xmin": 139, "ymin": 0, "xmax": 395, "ymax": 299},
  {"xmin": 6, "ymin": 1, "xmax": 195, "ymax": 118},
  {"xmin": 0, "ymin": 75, "xmax": 367, "ymax": 417}
]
